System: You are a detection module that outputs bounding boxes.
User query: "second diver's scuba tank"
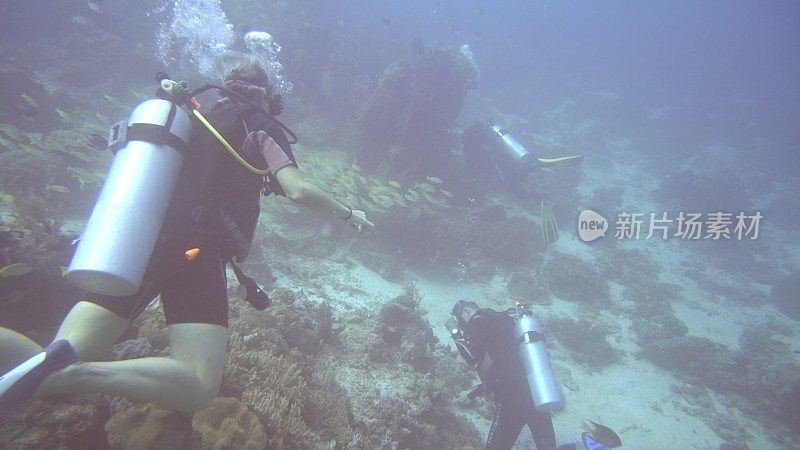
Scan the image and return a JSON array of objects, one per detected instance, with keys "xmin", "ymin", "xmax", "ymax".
[
  {"xmin": 512, "ymin": 303, "xmax": 564, "ymax": 412},
  {"xmin": 66, "ymin": 96, "xmax": 192, "ymax": 296}
]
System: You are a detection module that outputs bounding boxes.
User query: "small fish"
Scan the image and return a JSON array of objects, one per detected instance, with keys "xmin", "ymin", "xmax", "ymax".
[
  {"xmin": 426, "ymin": 176, "xmax": 444, "ymax": 184},
  {"xmin": 46, "ymin": 184, "xmax": 71, "ymax": 193},
  {"xmin": 68, "ymin": 166, "xmax": 91, "ymax": 176},
  {"xmin": 583, "ymin": 420, "xmax": 622, "ymax": 448},
  {"xmin": 55, "ymin": 107, "xmax": 70, "ymax": 121},
  {"xmin": 0, "ymin": 262, "xmax": 35, "ymax": 278},
  {"xmin": 438, "ymin": 189, "xmax": 453, "ymax": 198},
  {"xmin": 72, "ymin": 15, "xmax": 91, "ymax": 26},
  {"xmin": 21, "ymin": 93, "xmax": 38, "ymax": 107},
  {"xmin": 0, "ymin": 191, "xmax": 14, "ymax": 205},
  {"xmin": 87, "ymin": 0, "xmax": 100, "ymax": 12},
  {"xmin": 85, "ymin": 133, "xmax": 108, "ymax": 150},
  {"xmin": 0, "ymin": 134, "xmax": 16, "ymax": 148},
  {"xmin": 417, "ymin": 182, "xmax": 436, "ymax": 193},
  {"xmin": 283, "ymin": 204, "xmax": 301, "ymax": 214},
  {"xmin": 69, "ymin": 150, "xmax": 94, "ymax": 162},
  {"xmin": 59, "ymin": 266, "xmax": 68, "ymax": 277}
]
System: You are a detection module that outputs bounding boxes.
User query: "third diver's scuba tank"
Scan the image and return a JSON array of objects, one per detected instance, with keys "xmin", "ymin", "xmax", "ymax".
[
  {"xmin": 489, "ymin": 124, "xmax": 536, "ymax": 173},
  {"xmin": 66, "ymin": 88, "xmax": 192, "ymax": 296},
  {"xmin": 512, "ymin": 303, "xmax": 564, "ymax": 412}
]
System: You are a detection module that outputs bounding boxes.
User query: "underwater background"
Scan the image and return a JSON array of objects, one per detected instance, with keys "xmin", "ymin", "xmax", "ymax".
[{"xmin": 1, "ymin": 0, "xmax": 799, "ymax": 448}]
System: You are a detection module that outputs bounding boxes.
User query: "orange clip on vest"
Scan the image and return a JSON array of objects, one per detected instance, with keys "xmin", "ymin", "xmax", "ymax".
[{"xmin": 185, "ymin": 247, "xmax": 200, "ymax": 261}]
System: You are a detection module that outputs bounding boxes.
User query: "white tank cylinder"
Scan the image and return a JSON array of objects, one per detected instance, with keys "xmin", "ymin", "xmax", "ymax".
[
  {"xmin": 66, "ymin": 99, "xmax": 192, "ymax": 296},
  {"xmin": 490, "ymin": 124, "xmax": 535, "ymax": 170},
  {"xmin": 516, "ymin": 314, "xmax": 564, "ymax": 412}
]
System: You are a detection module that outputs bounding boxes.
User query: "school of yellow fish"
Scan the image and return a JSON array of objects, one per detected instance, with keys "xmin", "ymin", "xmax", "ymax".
[{"xmin": 263, "ymin": 144, "xmax": 453, "ymax": 216}]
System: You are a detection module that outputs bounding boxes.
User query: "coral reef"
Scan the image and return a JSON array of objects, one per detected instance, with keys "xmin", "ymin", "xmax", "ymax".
[
  {"xmin": 0, "ymin": 395, "xmax": 109, "ymax": 449},
  {"xmin": 655, "ymin": 168, "xmax": 752, "ymax": 213},
  {"xmin": 105, "ymin": 404, "xmax": 191, "ymax": 450},
  {"xmin": 546, "ymin": 317, "xmax": 621, "ymax": 370},
  {"xmin": 770, "ymin": 271, "xmax": 800, "ymax": 321},
  {"xmin": 623, "ymin": 283, "xmax": 688, "ymax": 345},
  {"xmin": 192, "ymin": 397, "xmax": 268, "ymax": 450},
  {"xmin": 543, "ymin": 254, "xmax": 609, "ymax": 304},
  {"xmin": 595, "ymin": 247, "xmax": 661, "ymax": 287},
  {"xmin": 223, "ymin": 295, "xmax": 356, "ymax": 449},
  {"xmin": 506, "ymin": 272, "xmax": 551, "ymax": 305},
  {"xmin": 642, "ymin": 325, "xmax": 800, "ymax": 432},
  {"xmin": 371, "ymin": 282, "xmax": 439, "ymax": 372},
  {"xmin": 358, "ymin": 45, "xmax": 478, "ymax": 174},
  {"xmin": 334, "ymin": 305, "xmax": 483, "ymax": 449}
]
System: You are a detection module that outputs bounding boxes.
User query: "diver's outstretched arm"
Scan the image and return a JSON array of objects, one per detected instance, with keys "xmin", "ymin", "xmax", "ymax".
[{"xmin": 274, "ymin": 164, "xmax": 374, "ymax": 232}]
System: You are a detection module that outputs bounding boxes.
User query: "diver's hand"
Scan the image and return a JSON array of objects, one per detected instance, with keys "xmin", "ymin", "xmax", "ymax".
[{"xmin": 347, "ymin": 209, "xmax": 374, "ymax": 233}]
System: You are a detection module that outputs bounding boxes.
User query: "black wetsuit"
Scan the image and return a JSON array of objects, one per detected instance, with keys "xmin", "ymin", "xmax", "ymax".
[
  {"xmin": 462, "ymin": 308, "xmax": 557, "ymax": 450},
  {"xmin": 462, "ymin": 122, "xmax": 529, "ymax": 192},
  {"xmin": 88, "ymin": 100, "xmax": 294, "ymax": 327}
]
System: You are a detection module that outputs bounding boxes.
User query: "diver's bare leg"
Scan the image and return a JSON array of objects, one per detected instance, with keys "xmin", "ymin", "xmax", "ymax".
[
  {"xmin": 35, "ymin": 322, "xmax": 227, "ymax": 412},
  {"xmin": 2, "ymin": 300, "xmax": 127, "ymax": 372},
  {"xmin": 53, "ymin": 301, "xmax": 131, "ymax": 360},
  {"xmin": 0, "ymin": 328, "xmax": 44, "ymax": 373}
]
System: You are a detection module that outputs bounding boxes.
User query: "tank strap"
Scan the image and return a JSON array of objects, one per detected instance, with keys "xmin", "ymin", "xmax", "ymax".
[
  {"xmin": 520, "ymin": 330, "xmax": 547, "ymax": 344},
  {"xmin": 116, "ymin": 101, "xmax": 188, "ymax": 155},
  {"xmin": 123, "ymin": 123, "xmax": 189, "ymax": 155}
]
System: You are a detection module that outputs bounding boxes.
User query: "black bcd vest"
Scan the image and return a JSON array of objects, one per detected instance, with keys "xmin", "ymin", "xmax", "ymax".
[{"xmin": 163, "ymin": 101, "xmax": 296, "ymax": 262}]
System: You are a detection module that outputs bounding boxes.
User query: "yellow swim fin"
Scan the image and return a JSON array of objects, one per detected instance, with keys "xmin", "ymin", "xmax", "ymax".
[
  {"xmin": 537, "ymin": 154, "xmax": 584, "ymax": 168},
  {"xmin": 540, "ymin": 200, "xmax": 559, "ymax": 244}
]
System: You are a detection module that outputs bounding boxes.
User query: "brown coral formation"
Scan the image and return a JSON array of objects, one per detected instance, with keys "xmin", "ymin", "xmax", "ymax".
[
  {"xmin": 0, "ymin": 395, "xmax": 108, "ymax": 449},
  {"xmin": 192, "ymin": 397, "xmax": 268, "ymax": 450},
  {"xmin": 543, "ymin": 253, "xmax": 609, "ymax": 303},
  {"xmin": 359, "ymin": 45, "xmax": 478, "ymax": 174},
  {"xmin": 105, "ymin": 404, "xmax": 191, "ymax": 450},
  {"xmin": 223, "ymin": 296, "xmax": 355, "ymax": 449},
  {"xmin": 506, "ymin": 272, "xmax": 551, "ymax": 305}
]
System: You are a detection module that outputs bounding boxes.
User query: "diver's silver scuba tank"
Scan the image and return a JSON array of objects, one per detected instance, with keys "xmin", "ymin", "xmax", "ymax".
[
  {"xmin": 490, "ymin": 124, "xmax": 536, "ymax": 171},
  {"xmin": 514, "ymin": 307, "xmax": 564, "ymax": 412},
  {"xmin": 66, "ymin": 98, "xmax": 192, "ymax": 296}
]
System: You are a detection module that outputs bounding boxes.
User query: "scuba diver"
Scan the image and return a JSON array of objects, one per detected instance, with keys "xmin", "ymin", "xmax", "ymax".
[
  {"xmin": 462, "ymin": 122, "xmax": 582, "ymax": 244},
  {"xmin": 448, "ymin": 300, "xmax": 621, "ymax": 450},
  {"xmin": 0, "ymin": 52, "xmax": 373, "ymax": 413},
  {"xmin": 462, "ymin": 121, "xmax": 583, "ymax": 193}
]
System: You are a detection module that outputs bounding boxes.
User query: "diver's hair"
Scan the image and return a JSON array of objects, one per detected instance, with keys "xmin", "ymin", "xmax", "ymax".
[
  {"xmin": 219, "ymin": 52, "xmax": 273, "ymax": 100},
  {"xmin": 452, "ymin": 299, "xmax": 479, "ymax": 320}
]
